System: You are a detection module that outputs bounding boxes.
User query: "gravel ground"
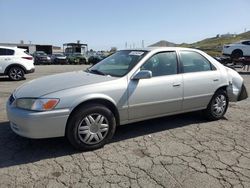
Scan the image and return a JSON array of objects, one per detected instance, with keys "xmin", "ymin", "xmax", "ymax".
[{"xmin": 0, "ymin": 65, "xmax": 249, "ymax": 188}]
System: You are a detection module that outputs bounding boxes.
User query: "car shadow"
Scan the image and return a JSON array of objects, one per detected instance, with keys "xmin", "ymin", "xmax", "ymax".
[
  {"xmin": 0, "ymin": 77, "xmax": 12, "ymax": 81},
  {"xmin": 0, "ymin": 77, "xmax": 26, "ymax": 81},
  {"xmin": 0, "ymin": 111, "xmax": 209, "ymax": 168},
  {"xmin": 238, "ymin": 71, "xmax": 250, "ymax": 75}
]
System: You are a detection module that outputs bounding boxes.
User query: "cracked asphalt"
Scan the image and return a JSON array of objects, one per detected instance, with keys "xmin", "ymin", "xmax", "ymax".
[{"xmin": 0, "ymin": 65, "xmax": 249, "ymax": 188}]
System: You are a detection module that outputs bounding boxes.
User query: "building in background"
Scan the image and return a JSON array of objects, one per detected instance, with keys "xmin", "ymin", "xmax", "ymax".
[
  {"xmin": 0, "ymin": 41, "xmax": 61, "ymax": 54},
  {"xmin": 63, "ymin": 41, "xmax": 88, "ymax": 55}
]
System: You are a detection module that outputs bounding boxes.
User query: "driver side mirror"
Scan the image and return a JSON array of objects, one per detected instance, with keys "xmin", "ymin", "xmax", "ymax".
[{"xmin": 132, "ymin": 70, "xmax": 152, "ymax": 80}]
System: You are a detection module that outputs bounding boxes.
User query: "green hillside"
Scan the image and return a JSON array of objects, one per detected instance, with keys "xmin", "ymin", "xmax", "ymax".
[{"xmin": 180, "ymin": 31, "xmax": 250, "ymax": 57}]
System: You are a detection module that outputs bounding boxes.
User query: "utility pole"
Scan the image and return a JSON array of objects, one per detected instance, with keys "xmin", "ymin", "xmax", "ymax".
[{"xmin": 142, "ymin": 40, "xmax": 144, "ymax": 48}]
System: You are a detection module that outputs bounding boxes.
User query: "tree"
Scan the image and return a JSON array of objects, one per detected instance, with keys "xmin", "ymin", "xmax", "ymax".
[{"xmin": 110, "ymin": 47, "xmax": 117, "ymax": 53}]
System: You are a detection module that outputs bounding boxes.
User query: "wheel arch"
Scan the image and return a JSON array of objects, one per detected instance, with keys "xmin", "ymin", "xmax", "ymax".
[
  {"xmin": 66, "ymin": 97, "xmax": 120, "ymax": 135},
  {"xmin": 4, "ymin": 64, "xmax": 27, "ymax": 75},
  {"xmin": 215, "ymin": 85, "xmax": 228, "ymax": 93},
  {"xmin": 231, "ymin": 49, "xmax": 243, "ymax": 57}
]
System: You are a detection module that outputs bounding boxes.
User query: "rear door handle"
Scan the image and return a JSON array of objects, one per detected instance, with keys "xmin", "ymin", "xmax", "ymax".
[
  {"xmin": 213, "ymin": 79, "xmax": 219, "ymax": 82},
  {"xmin": 173, "ymin": 83, "xmax": 181, "ymax": 87}
]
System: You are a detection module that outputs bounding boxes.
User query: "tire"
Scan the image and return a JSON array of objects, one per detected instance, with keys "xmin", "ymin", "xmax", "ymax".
[
  {"xmin": 66, "ymin": 103, "xmax": 116, "ymax": 150},
  {"xmin": 8, "ymin": 66, "xmax": 25, "ymax": 81},
  {"xmin": 231, "ymin": 50, "xmax": 243, "ymax": 59},
  {"xmin": 204, "ymin": 90, "xmax": 229, "ymax": 120}
]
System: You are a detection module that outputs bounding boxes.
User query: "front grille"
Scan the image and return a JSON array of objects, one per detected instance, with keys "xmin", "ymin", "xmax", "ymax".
[{"xmin": 9, "ymin": 94, "xmax": 15, "ymax": 105}]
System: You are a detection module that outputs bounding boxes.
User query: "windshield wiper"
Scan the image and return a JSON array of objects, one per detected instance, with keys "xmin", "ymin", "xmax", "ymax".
[{"xmin": 86, "ymin": 69, "xmax": 106, "ymax": 76}]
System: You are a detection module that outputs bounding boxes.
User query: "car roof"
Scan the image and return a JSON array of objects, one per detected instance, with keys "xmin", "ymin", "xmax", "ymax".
[
  {"xmin": 0, "ymin": 46, "xmax": 27, "ymax": 51},
  {"xmin": 239, "ymin": 39, "xmax": 250, "ymax": 42},
  {"xmin": 120, "ymin": 47, "xmax": 201, "ymax": 53}
]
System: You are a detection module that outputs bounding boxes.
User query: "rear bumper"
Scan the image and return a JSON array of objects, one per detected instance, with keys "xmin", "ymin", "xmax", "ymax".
[
  {"xmin": 227, "ymin": 83, "xmax": 248, "ymax": 102},
  {"xmin": 26, "ymin": 68, "xmax": 35, "ymax": 74},
  {"xmin": 238, "ymin": 84, "xmax": 248, "ymax": 101}
]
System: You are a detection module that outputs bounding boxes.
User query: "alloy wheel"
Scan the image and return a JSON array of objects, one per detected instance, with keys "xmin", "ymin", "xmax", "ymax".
[
  {"xmin": 212, "ymin": 94, "xmax": 227, "ymax": 117},
  {"xmin": 9, "ymin": 67, "xmax": 24, "ymax": 80}
]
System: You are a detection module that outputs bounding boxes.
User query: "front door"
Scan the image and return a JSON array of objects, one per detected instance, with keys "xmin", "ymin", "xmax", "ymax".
[{"xmin": 128, "ymin": 51, "xmax": 183, "ymax": 120}]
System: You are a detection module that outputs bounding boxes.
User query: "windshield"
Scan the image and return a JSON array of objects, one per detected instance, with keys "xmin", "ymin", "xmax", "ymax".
[
  {"xmin": 88, "ymin": 50, "xmax": 148, "ymax": 77},
  {"xmin": 36, "ymin": 51, "xmax": 47, "ymax": 55}
]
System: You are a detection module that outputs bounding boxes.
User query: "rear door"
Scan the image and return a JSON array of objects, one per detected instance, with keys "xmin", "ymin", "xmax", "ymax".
[
  {"xmin": 0, "ymin": 48, "xmax": 15, "ymax": 74},
  {"xmin": 179, "ymin": 50, "xmax": 220, "ymax": 111}
]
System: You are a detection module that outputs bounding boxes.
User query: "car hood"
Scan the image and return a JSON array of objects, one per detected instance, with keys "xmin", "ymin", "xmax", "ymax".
[
  {"xmin": 14, "ymin": 71, "xmax": 117, "ymax": 98},
  {"xmin": 36, "ymin": 55, "xmax": 48, "ymax": 58}
]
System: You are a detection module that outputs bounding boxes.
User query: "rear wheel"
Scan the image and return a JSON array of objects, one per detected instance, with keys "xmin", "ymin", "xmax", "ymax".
[
  {"xmin": 231, "ymin": 49, "xmax": 243, "ymax": 59},
  {"xmin": 204, "ymin": 90, "xmax": 229, "ymax": 120},
  {"xmin": 66, "ymin": 104, "xmax": 116, "ymax": 150},
  {"xmin": 8, "ymin": 66, "xmax": 24, "ymax": 81}
]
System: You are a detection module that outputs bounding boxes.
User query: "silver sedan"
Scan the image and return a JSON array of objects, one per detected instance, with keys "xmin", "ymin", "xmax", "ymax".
[{"xmin": 7, "ymin": 47, "xmax": 248, "ymax": 150}]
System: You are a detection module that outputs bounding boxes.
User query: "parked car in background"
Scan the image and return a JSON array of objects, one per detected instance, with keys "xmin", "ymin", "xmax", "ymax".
[
  {"xmin": 223, "ymin": 40, "xmax": 250, "ymax": 58},
  {"xmin": 50, "ymin": 53, "xmax": 68, "ymax": 64},
  {"xmin": 67, "ymin": 53, "xmax": 87, "ymax": 64},
  {"xmin": 33, "ymin": 51, "xmax": 51, "ymax": 65},
  {"xmin": 6, "ymin": 47, "xmax": 248, "ymax": 150},
  {"xmin": 88, "ymin": 55, "xmax": 105, "ymax": 65},
  {"xmin": 0, "ymin": 46, "xmax": 35, "ymax": 81}
]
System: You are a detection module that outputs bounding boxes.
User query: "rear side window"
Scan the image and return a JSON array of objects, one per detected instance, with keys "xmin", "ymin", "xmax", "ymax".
[
  {"xmin": 242, "ymin": 41, "xmax": 250, "ymax": 45},
  {"xmin": 179, "ymin": 51, "xmax": 215, "ymax": 73},
  {"xmin": 0, "ymin": 48, "xmax": 15, "ymax": 56}
]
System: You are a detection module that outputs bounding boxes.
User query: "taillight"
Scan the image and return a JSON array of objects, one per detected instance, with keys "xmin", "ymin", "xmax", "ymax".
[
  {"xmin": 22, "ymin": 57, "xmax": 33, "ymax": 60},
  {"xmin": 224, "ymin": 45, "xmax": 230, "ymax": 48}
]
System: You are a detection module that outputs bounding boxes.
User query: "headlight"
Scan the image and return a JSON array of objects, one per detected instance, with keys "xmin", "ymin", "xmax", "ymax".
[
  {"xmin": 47, "ymin": 57, "xmax": 51, "ymax": 60},
  {"xmin": 15, "ymin": 98, "xmax": 59, "ymax": 111}
]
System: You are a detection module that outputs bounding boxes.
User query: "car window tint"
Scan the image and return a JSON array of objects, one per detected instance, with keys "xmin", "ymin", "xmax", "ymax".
[
  {"xmin": 180, "ymin": 51, "xmax": 212, "ymax": 73},
  {"xmin": 0, "ymin": 48, "xmax": 14, "ymax": 56},
  {"xmin": 141, "ymin": 51, "xmax": 177, "ymax": 77},
  {"xmin": 90, "ymin": 50, "xmax": 147, "ymax": 77},
  {"xmin": 6, "ymin": 49, "xmax": 14, "ymax": 55},
  {"xmin": 0, "ymin": 48, "xmax": 5, "ymax": 56},
  {"xmin": 242, "ymin": 41, "xmax": 250, "ymax": 45}
]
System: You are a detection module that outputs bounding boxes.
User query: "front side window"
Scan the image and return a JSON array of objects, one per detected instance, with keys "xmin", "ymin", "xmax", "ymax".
[
  {"xmin": 88, "ymin": 50, "xmax": 148, "ymax": 77},
  {"xmin": 141, "ymin": 51, "xmax": 178, "ymax": 77},
  {"xmin": 179, "ymin": 51, "xmax": 214, "ymax": 73}
]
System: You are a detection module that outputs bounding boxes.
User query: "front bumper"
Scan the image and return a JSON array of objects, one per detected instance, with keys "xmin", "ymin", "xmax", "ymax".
[{"xmin": 6, "ymin": 102, "xmax": 70, "ymax": 139}]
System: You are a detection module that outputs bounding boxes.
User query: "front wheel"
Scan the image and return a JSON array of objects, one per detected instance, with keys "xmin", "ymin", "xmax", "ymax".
[
  {"xmin": 8, "ymin": 66, "xmax": 24, "ymax": 81},
  {"xmin": 204, "ymin": 90, "xmax": 229, "ymax": 120},
  {"xmin": 66, "ymin": 104, "xmax": 116, "ymax": 150}
]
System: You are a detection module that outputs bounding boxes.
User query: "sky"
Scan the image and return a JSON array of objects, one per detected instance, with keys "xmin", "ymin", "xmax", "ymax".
[{"xmin": 0, "ymin": 0, "xmax": 250, "ymax": 50}]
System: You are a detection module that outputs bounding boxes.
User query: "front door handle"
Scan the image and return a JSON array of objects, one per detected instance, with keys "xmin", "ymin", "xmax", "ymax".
[{"xmin": 213, "ymin": 79, "xmax": 219, "ymax": 82}]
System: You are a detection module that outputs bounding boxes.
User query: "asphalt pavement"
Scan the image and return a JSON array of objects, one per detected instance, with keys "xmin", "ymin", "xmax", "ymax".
[{"xmin": 0, "ymin": 65, "xmax": 249, "ymax": 188}]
